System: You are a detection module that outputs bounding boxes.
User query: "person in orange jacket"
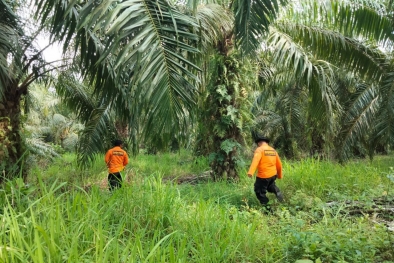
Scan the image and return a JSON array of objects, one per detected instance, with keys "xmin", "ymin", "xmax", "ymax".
[
  {"xmin": 247, "ymin": 136, "xmax": 284, "ymax": 209},
  {"xmin": 105, "ymin": 139, "xmax": 129, "ymax": 191}
]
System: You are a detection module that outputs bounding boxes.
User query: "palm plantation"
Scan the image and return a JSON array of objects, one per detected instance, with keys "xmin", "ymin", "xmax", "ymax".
[
  {"xmin": 1, "ymin": 0, "xmax": 394, "ymax": 262},
  {"xmin": 0, "ymin": 1, "xmax": 65, "ymax": 179},
  {"xmin": 0, "ymin": 0, "xmax": 393, "ymax": 178},
  {"xmin": 254, "ymin": 0, "xmax": 394, "ymax": 162}
]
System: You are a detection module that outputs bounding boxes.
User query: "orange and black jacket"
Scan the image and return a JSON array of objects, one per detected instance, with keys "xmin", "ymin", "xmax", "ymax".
[
  {"xmin": 247, "ymin": 144, "xmax": 282, "ymax": 179},
  {"xmin": 105, "ymin": 146, "xmax": 129, "ymax": 173}
]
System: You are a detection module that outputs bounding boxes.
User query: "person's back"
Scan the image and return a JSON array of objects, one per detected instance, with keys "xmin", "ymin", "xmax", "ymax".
[
  {"xmin": 247, "ymin": 136, "xmax": 284, "ymax": 210},
  {"xmin": 248, "ymin": 143, "xmax": 282, "ymax": 179},
  {"xmin": 106, "ymin": 146, "xmax": 128, "ymax": 173},
  {"xmin": 105, "ymin": 140, "xmax": 129, "ymax": 191}
]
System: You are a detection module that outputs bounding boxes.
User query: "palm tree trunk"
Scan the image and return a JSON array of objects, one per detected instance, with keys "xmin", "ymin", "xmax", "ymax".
[
  {"xmin": 196, "ymin": 34, "xmax": 248, "ymax": 182},
  {"xmin": 209, "ymin": 53, "xmax": 244, "ymax": 182},
  {"xmin": 0, "ymin": 85, "xmax": 25, "ymax": 181},
  {"xmin": 210, "ymin": 139, "xmax": 240, "ymax": 182}
]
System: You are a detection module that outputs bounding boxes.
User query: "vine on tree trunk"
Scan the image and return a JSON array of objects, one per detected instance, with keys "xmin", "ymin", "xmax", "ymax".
[{"xmin": 198, "ymin": 52, "xmax": 252, "ymax": 181}]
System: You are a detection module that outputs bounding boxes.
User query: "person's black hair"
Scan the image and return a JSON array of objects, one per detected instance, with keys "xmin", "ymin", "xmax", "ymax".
[
  {"xmin": 113, "ymin": 139, "xmax": 123, "ymax": 147},
  {"xmin": 254, "ymin": 136, "xmax": 270, "ymax": 144}
]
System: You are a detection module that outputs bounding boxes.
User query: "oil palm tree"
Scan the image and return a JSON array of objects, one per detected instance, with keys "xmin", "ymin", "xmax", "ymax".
[
  {"xmin": 0, "ymin": 0, "xmax": 67, "ymax": 179},
  {"xmin": 33, "ymin": 0, "xmax": 286, "ymax": 179},
  {"xmin": 252, "ymin": 0, "xmax": 394, "ymax": 161},
  {"xmin": 187, "ymin": 0, "xmax": 287, "ymax": 180},
  {"xmin": 33, "ymin": 0, "xmax": 202, "ymax": 165},
  {"xmin": 0, "ymin": 0, "xmax": 202, "ymax": 177}
]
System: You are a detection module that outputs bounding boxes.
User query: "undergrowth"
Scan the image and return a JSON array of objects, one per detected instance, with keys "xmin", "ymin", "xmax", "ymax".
[{"xmin": 0, "ymin": 152, "xmax": 393, "ymax": 262}]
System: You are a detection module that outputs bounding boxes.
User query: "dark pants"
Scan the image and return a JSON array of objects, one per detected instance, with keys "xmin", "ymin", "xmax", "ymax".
[
  {"xmin": 254, "ymin": 175, "xmax": 282, "ymax": 206},
  {"xmin": 108, "ymin": 172, "xmax": 122, "ymax": 191}
]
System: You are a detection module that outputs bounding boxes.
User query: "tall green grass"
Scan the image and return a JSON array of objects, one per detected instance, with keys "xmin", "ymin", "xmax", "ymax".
[
  {"xmin": 0, "ymin": 153, "xmax": 393, "ymax": 262},
  {"xmin": 131, "ymin": 150, "xmax": 209, "ymax": 178},
  {"xmin": 281, "ymin": 156, "xmax": 394, "ymax": 202}
]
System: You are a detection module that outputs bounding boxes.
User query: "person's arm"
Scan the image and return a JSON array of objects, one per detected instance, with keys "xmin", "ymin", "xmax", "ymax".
[
  {"xmin": 105, "ymin": 150, "xmax": 111, "ymax": 167},
  {"xmin": 276, "ymin": 154, "xmax": 283, "ymax": 179},
  {"xmin": 123, "ymin": 152, "xmax": 129, "ymax": 167},
  {"xmin": 247, "ymin": 150, "xmax": 262, "ymax": 177}
]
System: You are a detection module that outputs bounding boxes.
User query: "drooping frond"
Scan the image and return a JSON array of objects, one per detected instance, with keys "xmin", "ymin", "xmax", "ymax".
[
  {"xmin": 283, "ymin": 0, "xmax": 393, "ymax": 45},
  {"xmin": 254, "ymin": 108, "xmax": 283, "ymax": 134},
  {"xmin": 35, "ymin": 0, "xmax": 202, "ymax": 158},
  {"xmin": 25, "ymin": 138, "xmax": 60, "ymax": 159},
  {"xmin": 273, "ymin": 22, "xmax": 387, "ymax": 80},
  {"xmin": 336, "ymin": 82, "xmax": 380, "ymax": 161},
  {"xmin": 308, "ymin": 60, "xmax": 341, "ymax": 128},
  {"xmin": 95, "ymin": 0, "xmax": 202, "ymax": 152},
  {"xmin": 196, "ymin": 4, "xmax": 233, "ymax": 50},
  {"xmin": 373, "ymin": 71, "xmax": 394, "ymax": 144},
  {"xmin": 0, "ymin": 0, "xmax": 18, "ymax": 98},
  {"xmin": 267, "ymin": 30, "xmax": 341, "ymax": 121},
  {"xmin": 55, "ymin": 73, "xmax": 121, "ymax": 166},
  {"xmin": 233, "ymin": 0, "xmax": 286, "ymax": 55},
  {"xmin": 25, "ymin": 83, "xmax": 60, "ymax": 114},
  {"xmin": 252, "ymin": 78, "xmax": 310, "ymax": 158},
  {"xmin": 77, "ymin": 106, "xmax": 118, "ymax": 168},
  {"xmin": 268, "ymin": 28, "xmax": 319, "ymax": 83},
  {"xmin": 254, "ymin": 77, "xmax": 307, "ymax": 132},
  {"xmin": 55, "ymin": 74, "xmax": 97, "ymax": 122}
]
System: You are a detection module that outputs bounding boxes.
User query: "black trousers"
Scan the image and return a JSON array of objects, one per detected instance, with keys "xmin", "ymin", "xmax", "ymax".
[
  {"xmin": 108, "ymin": 172, "xmax": 122, "ymax": 191},
  {"xmin": 254, "ymin": 175, "xmax": 282, "ymax": 206}
]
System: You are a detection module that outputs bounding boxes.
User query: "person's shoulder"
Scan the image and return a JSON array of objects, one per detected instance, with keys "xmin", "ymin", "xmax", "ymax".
[
  {"xmin": 268, "ymin": 145, "xmax": 276, "ymax": 150},
  {"xmin": 267, "ymin": 145, "xmax": 278, "ymax": 153},
  {"xmin": 268, "ymin": 146, "xmax": 280, "ymax": 155},
  {"xmin": 106, "ymin": 147, "xmax": 113, "ymax": 153},
  {"xmin": 255, "ymin": 146, "xmax": 264, "ymax": 153}
]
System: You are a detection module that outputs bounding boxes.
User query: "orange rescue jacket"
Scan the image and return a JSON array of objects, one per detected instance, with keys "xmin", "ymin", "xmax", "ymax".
[
  {"xmin": 247, "ymin": 144, "xmax": 282, "ymax": 179},
  {"xmin": 105, "ymin": 146, "xmax": 129, "ymax": 173}
]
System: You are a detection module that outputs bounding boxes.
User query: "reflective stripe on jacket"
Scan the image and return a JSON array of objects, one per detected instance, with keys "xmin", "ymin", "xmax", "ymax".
[
  {"xmin": 105, "ymin": 146, "xmax": 129, "ymax": 173},
  {"xmin": 247, "ymin": 144, "xmax": 282, "ymax": 179}
]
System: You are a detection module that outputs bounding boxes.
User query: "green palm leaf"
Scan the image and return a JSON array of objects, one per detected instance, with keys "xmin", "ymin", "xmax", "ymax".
[
  {"xmin": 196, "ymin": 4, "xmax": 233, "ymax": 50},
  {"xmin": 0, "ymin": 0, "xmax": 18, "ymax": 98},
  {"xmin": 373, "ymin": 72, "xmax": 394, "ymax": 144},
  {"xmin": 273, "ymin": 22, "xmax": 387, "ymax": 80},
  {"xmin": 77, "ymin": 106, "xmax": 118, "ymax": 167},
  {"xmin": 55, "ymin": 73, "xmax": 121, "ymax": 166},
  {"xmin": 35, "ymin": 0, "xmax": 202, "ymax": 160},
  {"xmin": 336, "ymin": 82, "xmax": 379, "ymax": 161},
  {"xmin": 284, "ymin": 0, "xmax": 393, "ymax": 43},
  {"xmin": 233, "ymin": 0, "xmax": 286, "ymax": 55}
]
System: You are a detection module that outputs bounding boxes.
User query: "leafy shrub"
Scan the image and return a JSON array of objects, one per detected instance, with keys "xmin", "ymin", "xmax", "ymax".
[{"xmin": 62, "ymin": 132, "xmax": 78, "ymax": 152}]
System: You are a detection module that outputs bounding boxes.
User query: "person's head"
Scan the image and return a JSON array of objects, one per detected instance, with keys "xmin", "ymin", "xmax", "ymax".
[
  {"xmin": 113, "ymin": 139, "xmax": 123, "ymax": 147},
  {"xmin": 254, "ymin": 136, "xmax": 270, "ymax": 145}
]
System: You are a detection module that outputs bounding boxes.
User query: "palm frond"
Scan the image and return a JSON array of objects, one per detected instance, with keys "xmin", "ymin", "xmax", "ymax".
[
  {"xmin": 196, "ymin": 4, "xmax": 233, "ymax": 50},
  {"xmin": 268, "ymin": 28, "xmax": 316, "ymax": 83},
  {"xmin": 55, "ymin": 73, "xmax": 124, "ymax": 165},
  {"xmin": 373, "ymin": 71, "xmax": 394, "ymax": 143},
  {"xmin": 36, "ymin": 0, "xmax": 201, "ymax": 156},
  {"xmin": 25, "ymin": 83, "xmax": 60, "ymax": 114},
  {"xmin": 282, "ymin": 0, "xmax": 393, "ymax": 44},
  {"xmin": 0, "ymin": 0, "xmax": 18, "ymax": 99},
  {"xmin": 25, "ymin": 137, "xmax": 60, "ymax": 159},
  {"xmin": 273, "ymin": 22, "xmax": 387, "ymax": 80},
  {"xmin": 254, "ymin": 109, "xmax": 283, "ymax": 133},
  {"xmin": 308, "ymin": 60, "xmax": 340, "ymax": 127},
  {"xmin": 253, "ymin": 78, "xmax": 309, "ymax": 149},
  {"xmin": 55, "ymin": 74, "xmax": 97, "ymax": 121},
  {"xmin": 336, "ymin": 82, "xmax": 379, "ymax": 161},
  {"xmin": 233, "ymin": 0, "xmax": 286, "ymax": 55},
  {"xmin": 77, "ymin": 106, "xmax": 118, "ymax": 168},
  {"xmin": 267, "ymin": 30, "xmax": 340, "ymax": 122}
]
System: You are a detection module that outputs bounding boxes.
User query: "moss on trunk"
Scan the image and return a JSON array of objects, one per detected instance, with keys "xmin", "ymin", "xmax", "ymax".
[{"xmin": 0, "ymin": 86, "xmax": 25, "ymax": 181}]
